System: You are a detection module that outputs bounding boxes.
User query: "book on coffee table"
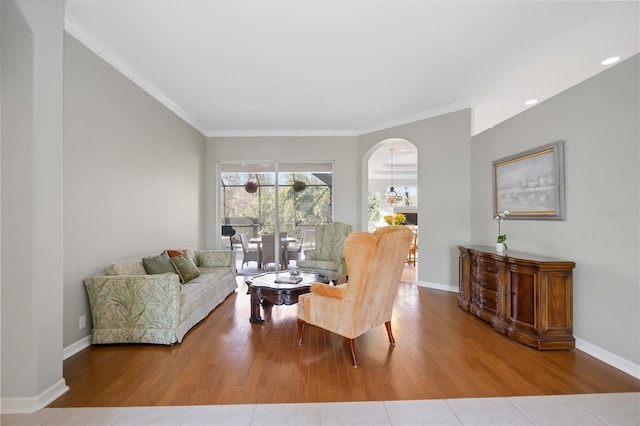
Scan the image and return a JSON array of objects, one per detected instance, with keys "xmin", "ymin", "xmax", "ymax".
[{"xmin": 274, "ymin": 276, "xmax": 303, "ymax": 284}]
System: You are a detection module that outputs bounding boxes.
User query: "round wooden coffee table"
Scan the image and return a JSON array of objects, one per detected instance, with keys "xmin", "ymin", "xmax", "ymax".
[{"xmin": 246, "ymin": 271, "xmax": 329, "ymax": 324}]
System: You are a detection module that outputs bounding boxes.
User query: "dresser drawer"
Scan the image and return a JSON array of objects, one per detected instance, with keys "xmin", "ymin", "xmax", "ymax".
[
  {"xmin": 476, "ymin": 271, "xmax": 498, "ymax": 292},
  {"xmin": 478, "ymin": 257, "xmax": 499, "ymax": 274},
  {"xmin": 471, "ymin": 288, "xmax": 498, "ymax": 318}
]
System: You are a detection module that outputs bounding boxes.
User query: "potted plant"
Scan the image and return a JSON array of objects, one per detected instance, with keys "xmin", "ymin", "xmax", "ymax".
[
  {"xmin": 244, "ymin": 181, "xmax": 259, "ymax": 193},
  {"xmin": 292, "ymin": 180, "xmax": 306, "ymax": 193},
  {"xmin": 494, "ymin": 210, "xmax": 510, "ymax": 252}
]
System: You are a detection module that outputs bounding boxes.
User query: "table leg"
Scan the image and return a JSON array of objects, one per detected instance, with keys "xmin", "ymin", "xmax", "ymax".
[{"xmin": 249, "ymin": 288, "xmax": 265, "ymax": 324}]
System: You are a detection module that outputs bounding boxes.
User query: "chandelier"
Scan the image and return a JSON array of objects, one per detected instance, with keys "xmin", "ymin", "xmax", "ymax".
[{"xmin": 385, "ymin": 148, "xmax": 404, "ymax": 204}]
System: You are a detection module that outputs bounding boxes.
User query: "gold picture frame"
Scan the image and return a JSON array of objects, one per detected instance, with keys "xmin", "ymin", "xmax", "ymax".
[{"xmin": 493, "ymin": 141, "xmax": 565, "ymax": 220}]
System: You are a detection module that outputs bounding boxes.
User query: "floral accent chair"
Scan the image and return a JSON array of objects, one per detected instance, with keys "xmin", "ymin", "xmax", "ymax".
[
  {"xmin": 296, "ymin": 222, "xmax": 352, "ymax": 283},
  {"xmin": 297, "ymin": 226, "xmax": 413, "ymax": 367}
]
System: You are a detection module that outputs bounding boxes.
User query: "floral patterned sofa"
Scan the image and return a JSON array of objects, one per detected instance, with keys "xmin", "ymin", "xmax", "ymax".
[{"xmin": 84, "ymin": 249, "xmax": 237, "ymax": 345}]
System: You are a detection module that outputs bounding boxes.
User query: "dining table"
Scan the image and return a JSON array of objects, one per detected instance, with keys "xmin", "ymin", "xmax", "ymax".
[{"xmin": 250, "ymin": 236, "xmax": 298, "ymax": 267}]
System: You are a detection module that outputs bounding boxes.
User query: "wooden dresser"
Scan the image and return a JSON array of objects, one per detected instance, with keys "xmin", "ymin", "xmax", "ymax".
[{"xmin": 458, "ymin": 245, "xmax": 576, "ymax": 350}]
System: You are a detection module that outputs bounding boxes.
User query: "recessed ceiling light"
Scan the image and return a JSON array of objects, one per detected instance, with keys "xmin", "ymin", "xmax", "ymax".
[
  {"xmin": 601, "ymin": 56, "xmax": 620, "ymax": 65},
  {"xmin": 525, "ymin": 99, "xmax": 538, "ymax": 106}
]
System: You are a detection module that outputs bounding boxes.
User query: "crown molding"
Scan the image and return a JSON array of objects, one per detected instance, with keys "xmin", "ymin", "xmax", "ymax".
[
  {"xmin": 65, "ymin": 11, "xmax": 473, "ymax": 139},
  {"xmin": 64, "ymin": 12, "xmax": 208, "ymax": 136},
  {"xmin": 206, "ymin": 102, "xmax": 475, "ymax": 138},
  {"xmin": 206, "ymin": 129, "xmax": 358, "ymax": 138},
  {"xmin": 355, "ymin": 100, "xmax": 475, "ymax": 136}
]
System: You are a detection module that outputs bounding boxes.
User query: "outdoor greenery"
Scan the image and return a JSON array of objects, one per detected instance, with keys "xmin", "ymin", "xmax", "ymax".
[
  {"xmin": 368, "ymin": 192, "xmax": 380, "ymax": 222},
  {"xmin": 221, "ymin": 172, "xmax": 332, "ymax": 237}
]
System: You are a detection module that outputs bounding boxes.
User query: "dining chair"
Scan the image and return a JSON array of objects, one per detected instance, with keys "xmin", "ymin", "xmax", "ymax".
[
  {"xmin": 287, "ymin": 234, "xmax": 304, "ymax": 265},
  {"xmin": 406, "ymin": 227, "xmax": 418, "ymax": 266},
  {"xmin": 240, "ymin": 233, "xmax": 260, "ymax": 269},
  {"xmin": 260, "ymin": 234, "xmax": 286, "ymax": 270},
  {"xmin": 300, "ymin": 225, "xmax": 315, "ymax": 248}
]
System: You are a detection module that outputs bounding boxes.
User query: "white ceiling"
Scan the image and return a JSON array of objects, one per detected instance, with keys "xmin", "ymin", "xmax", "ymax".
[{"xmin": 64, "ymin": 1, "xmax": 639, "ymax": 137}]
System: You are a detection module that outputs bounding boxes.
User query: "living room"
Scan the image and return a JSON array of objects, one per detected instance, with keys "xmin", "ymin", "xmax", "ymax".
[{"xmin": 2, "ymin": 0, "xmax": 639, "ymax": 423}]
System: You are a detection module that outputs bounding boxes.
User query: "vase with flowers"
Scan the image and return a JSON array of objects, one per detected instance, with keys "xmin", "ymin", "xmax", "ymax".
[
  {"xmin": 494, "ymin": 210, "xmax": 510, "ymax": 253},
  {"xmin": 384, "ymin": 213, "xmax": 406, "ymax": 226}
]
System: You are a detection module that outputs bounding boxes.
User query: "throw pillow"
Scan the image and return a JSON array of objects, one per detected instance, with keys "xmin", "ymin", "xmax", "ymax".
[
  {"xmin": 167, "ymin": 249, "xmax": 187, "ymax": 258},
  {"xmin": 170, "ymin": 254, "xmax": 200, "ymax": 283},
  {"xmin": 104, "ymin": 257, "xmax": 146, "ymax": 276},
  {"xmin": 142, "ymin": 251, "xmax": 175, "ymax": 275},
  {"xmin": 167, "ymin": 247, "xmax": 197, "ymax": 265},
  {"xmin": 183, "ymin": 246, "xmax": 198, "ymax": 265}
]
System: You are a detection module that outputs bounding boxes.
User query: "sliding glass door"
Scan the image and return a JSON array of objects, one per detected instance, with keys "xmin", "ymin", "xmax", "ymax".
[{"xmin": 219, "ymin": 162, "xmax": 333, "ymax": 271}]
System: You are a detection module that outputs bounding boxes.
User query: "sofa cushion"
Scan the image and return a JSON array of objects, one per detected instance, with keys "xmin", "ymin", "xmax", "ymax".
[
  {"xmin": 179, "ymin": 281, "xmax": 203, "ymax": 306},
  {"xmin": 192, "ymin": 268, "xmax": 231, "ymax": 291},
  {"xmin": 143, "ymin": 251, "xmax": 176, "ymax": 275},
  {"xmin": 197, "ymin": 251, "xmax": 230, "ymax": 267},
  {"xmin": 170, "ymin": 254, "xmax": 200, "ymax": 283},
  {"xmin": 183, "ymin": 246, "xmax": 197, "ymax": 264},
  {"xmin": 104, "ymin": 257, "xmax": 146, "ymax": 276},
  {"xmin": 197, "ymin": 267, "xmax": 231, "ymax": 278}
]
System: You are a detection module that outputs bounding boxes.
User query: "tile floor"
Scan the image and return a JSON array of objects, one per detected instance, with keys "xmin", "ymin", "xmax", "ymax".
[{"xmin": 2, "ymin": 393, "xmax": 638, "ymax": 425}]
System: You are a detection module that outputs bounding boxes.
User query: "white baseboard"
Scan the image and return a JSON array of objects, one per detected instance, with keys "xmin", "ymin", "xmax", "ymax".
[
  {"xmin": 413, "ymin": 281, "xmax": 639, "ymax": 379},
  {"xmin": 416, "ymin": 280, "xmax": 459, "ymax": 293},
  {"xmin": 63, "ymin": 335, "xmax": 92, "ymax": 360},
  {"xmin": 0, "ymin": 379, "xmax": 69, "ymax": 414},
  {"xmin": 575, "ymin": 337, "xmax": 640, "ymax": 379},
  {"xmin": 0, "ymin": 337, "xmax": 90, "ymax": 414}
]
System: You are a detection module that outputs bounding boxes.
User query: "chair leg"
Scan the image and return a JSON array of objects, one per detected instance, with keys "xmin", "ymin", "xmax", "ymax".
[
  {"xmin": 297, "ymin": 319, "xmax": 305, "ymax": 344},
  {"xmin": 385, "ymin": 321, "xmax": 396, "ymax": 345},
  {"xmin": 347, "ymin": 338, "xmax": 357, "ymax": 368}
]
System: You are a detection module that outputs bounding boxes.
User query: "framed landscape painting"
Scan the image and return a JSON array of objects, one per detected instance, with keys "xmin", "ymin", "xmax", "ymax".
[{"xmin": 493, "ymin": 141, "xmax": 565, "ymax": 220}]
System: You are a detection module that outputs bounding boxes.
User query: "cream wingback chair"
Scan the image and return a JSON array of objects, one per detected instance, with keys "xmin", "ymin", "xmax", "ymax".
[
  {"xmin": 296, "ymin": 222, "xmax": 352, "ymax": 283},
  {"xmin": 297, "ymin": 226, "xmax": 412, "ymax": 367}
]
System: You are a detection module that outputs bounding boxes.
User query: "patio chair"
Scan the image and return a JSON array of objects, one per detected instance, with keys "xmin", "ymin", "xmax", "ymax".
[
  {"xmin": 240, "ymin": 233, "xmax": 260, "ymax": 269},
  {"xmin": 260, "ymin": 234, "xmax": 287, "ymax": 270},
  {"xmin": 287, "ymin": 234, "xmax": 305, "ymax": 265}
]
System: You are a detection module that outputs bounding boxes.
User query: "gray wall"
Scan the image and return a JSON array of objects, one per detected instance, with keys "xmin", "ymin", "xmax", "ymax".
[
  {"xmin": 357, "ymin": 110, "xmax": 472, "ymax": 287},
  {"xmin": 1, "ymin": 0, "xmax": 66, "ymax": 401},
  {"xmin": 63, "ymin": 33, "xmax": 206, "ymax": 347},
  {"xmin": 471, "ymin": 55, "xmax": 639, "ymax": 366},
  {"xmin": 206, "ymin": 111, "xmax": 471, "ymax": 289},
  {"xmin": 205, "ymin": 136, "xmax": 358, "ymax": 248}
]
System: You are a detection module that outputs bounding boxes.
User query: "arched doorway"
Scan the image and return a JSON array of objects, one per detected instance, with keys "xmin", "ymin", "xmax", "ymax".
[{"xmin": 365, "ymin": 139, "xmax": 418, "ymax": 232}]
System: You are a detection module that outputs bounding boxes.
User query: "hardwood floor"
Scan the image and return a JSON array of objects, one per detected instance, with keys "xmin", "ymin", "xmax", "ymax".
[{"xmin": 50, "ymin": 273, "xmax": 640, "ymax": 408}]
